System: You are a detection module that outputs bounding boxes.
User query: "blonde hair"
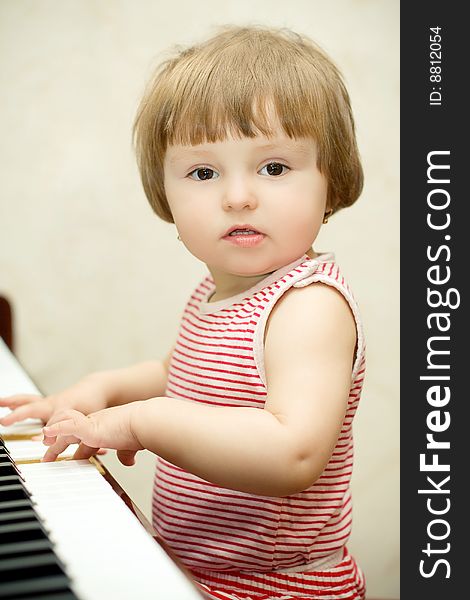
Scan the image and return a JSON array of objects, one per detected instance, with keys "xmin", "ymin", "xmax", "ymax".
[{"xmin": 133, "ymin": 25, "xmax": 363, "ymax": 223}]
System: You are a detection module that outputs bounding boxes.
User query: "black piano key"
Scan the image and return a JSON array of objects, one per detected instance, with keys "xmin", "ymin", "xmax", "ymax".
[
  {"xmin": 0, "ymin": 462, "xmax": 23, "ymax": 477},
  {"xmin": 0, "ymin": 520, "xmax": 51, "ymax": 544},
  {"xmin": 0, "ymin": 508, "xmax": 38, "ymax": 524},
  {"xmin": 0, "ymin": 454, "xmax": 25, "ymax": 481},
  {"xmin": 0, "ymin": 498, "xmax": 33, "ymax": 513},
  {"xmin": 11, "ymin": 592, "xmax": 78, "ymax": 600},
  {"xmin": 0, "ymin": 474, "xmax": 23, "ymax": 486},
  {"xmin": 0, "ymin": 551, "xmax": 64, "ymax": 572},
  {"xmin": 1, "ymin": 455, "xmax": 24, "ymax": 469},
  {"xmin": 0, "ymin": 575, "xmax": 75, "ymax": 599},
  {"xmin": 0, "ymin": 553, "xmax": 76, "ymax": 599},
  {"xmin": 0, "ymin": 538, "xmax": 54, "ymax": 557},
  {"xmin": 0, "ymin": 483, "xmax": 32, "ymax": 502},
  {"xmin": 1, "ymin": 435, "xmax": 76, "ymax": 597}
]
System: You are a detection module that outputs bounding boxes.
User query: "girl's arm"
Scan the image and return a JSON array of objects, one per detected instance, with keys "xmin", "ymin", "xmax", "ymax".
[
  {"xmin": 133, "ymin": 283, "xmax": 356, "ymax": 496},
  {"xmin": 43, "ymin": 284, "xmax": 356, "ymax": 496},
  {"xmin": 89, "ymin": 350, "xmax": 174, "ymax": 407},
  {"xmin": 0, "ymin": 349, "xmax": 174, "ymax": 425}
]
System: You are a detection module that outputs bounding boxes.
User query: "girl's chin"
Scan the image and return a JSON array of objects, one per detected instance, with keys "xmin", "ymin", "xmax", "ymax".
[
  {"xmin": 221, "ymin": 259, "xmax": 284, "ymax": 278},
  {"xmin": 201, "ymin": 247, "xmax": 309, "ymax": 277}
]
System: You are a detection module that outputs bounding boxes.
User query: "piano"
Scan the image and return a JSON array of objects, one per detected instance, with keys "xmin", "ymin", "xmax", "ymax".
[{"xmin": 0, "ymin": 336, "xmax": 203, "ymax": 600}]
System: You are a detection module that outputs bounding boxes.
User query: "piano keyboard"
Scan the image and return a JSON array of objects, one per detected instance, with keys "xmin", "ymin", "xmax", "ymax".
[
  {"xmin": 1, "ymin": 437, "xmax": 79, "ymax": 599},
  {"xmin": 0, "ymin": 338, "xmax": 202, "ymax": 599}
]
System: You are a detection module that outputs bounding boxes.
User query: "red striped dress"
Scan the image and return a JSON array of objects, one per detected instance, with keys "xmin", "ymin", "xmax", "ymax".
[{"xmin": 152, "ymin": 253, "xmax": 366, "ymax": 599}]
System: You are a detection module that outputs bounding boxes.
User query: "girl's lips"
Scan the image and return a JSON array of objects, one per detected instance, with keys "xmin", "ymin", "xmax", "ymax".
[
  {"xmin": 223, "ymin": 224, "xmax": 263, "ymax": 237},
  {"xmin": 222, "ymin": 233, "xmax": 266, "ymax": 247}
]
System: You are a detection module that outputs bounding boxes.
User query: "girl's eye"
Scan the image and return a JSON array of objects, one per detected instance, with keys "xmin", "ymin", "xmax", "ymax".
[
  {"xmin": 188, "ymin": 167, "xmax": 219, "ymax": 181},
  {"xmin": 259, "ymin": 162, "xmax": 289, "ymax": 177}
]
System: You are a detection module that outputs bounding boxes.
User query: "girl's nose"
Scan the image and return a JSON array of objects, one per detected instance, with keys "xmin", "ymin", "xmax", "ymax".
[{"xmin": 221, "ymin": 177, "xmax": 258, "ymax": 211}]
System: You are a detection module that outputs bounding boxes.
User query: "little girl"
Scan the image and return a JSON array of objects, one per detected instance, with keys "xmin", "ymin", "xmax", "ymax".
[{"xmin": 0, "ymin": 26, "xmax": 366, "ymax": 600}]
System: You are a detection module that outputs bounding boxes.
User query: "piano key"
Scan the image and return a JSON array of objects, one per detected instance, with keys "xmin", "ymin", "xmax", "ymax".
[
  {"xmin": 0, "ymin": 447, "xmax": 77, "ymax": 598},
  {"xmin": 0, "ymin": 417, "xmax": 43, "ymax": 439},
  {"xmin": 3, "ymin": 439, "xmax": 79, "ymax": 462},
  {"xmin": 0, "ymin": 520, "xmax": 51, "ymax": 544},
  {"xmin": 12, "ymin": 592, "xmax": 79, "ymax": 600},
  {"xmin": 0, "ymin": 339, "xmax": 40, "ymax": 394},
  {"xmin": 0, "ymin": 551, "xmax": 75, "ymax": 599},
  {"xmin": 1, "ymin": 466, "xmax": 24, "ymax": 482},
  {"xmin": 0, "ymin": 498, "xmax": 34, "ymax": 513},
  {"xmin": 0, "ymin": 336, "xmax": 43, "ymax": 439},
  {"xmin": 0, "ymin": 483, "xmax": 32, "ymax": 502},
  {"xmin": 0, "ymin": 537, "xmax": 54, "ymax": 557},
  {"xmin": 0, "ymin": 474, "xmax": 24, "ymax": 486},
  {"xmin": 0, "ymin": 508, "xmax": 39, "ymax": 523}
]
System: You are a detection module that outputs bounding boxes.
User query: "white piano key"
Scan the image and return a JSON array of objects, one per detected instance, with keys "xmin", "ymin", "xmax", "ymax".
[
  {"xmin": 20, "ymin": 461, "xmax": 201, "ymax": 600},
  {"xmin": 0, "ymin": 337, "xmax": 43, "ymax": 436},
  {"xmin": 0, "ymin": 415, "xmax": 43, "ymax": 437},
  {"xmin": 0, "ymin": 338, "xmax": 40, "ymax": 395},
  {"xmin": 3, "ymin": 438, "xmax": 79, "ymax": 462}
]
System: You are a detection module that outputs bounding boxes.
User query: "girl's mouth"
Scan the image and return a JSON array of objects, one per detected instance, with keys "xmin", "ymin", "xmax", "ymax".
[{"xmin": 222, "ymin": 229, "xmax": 266, "ymax": 247}]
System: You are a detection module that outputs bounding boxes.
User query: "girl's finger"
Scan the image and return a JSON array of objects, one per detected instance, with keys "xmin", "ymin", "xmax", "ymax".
[
  {"xmin": 44, "ymin": 412, "xmax": 97, "ymax": 449},
  {"xmin": 0, "ymin": 402, "xmax": 51, "ymax": 426},
  {"xmin": 43, "ymin": 419, "xmax": 73, "ymax": 440},
  {"xmin": 41, "ymin": 434, "xmax": 80, "ymax": 462},
  {"xmin": 43, "ymin": 414, "xmax": 86, "ymax": 438},
  {"xmin": 45, "ymin": 408, "xmax": 80, "ymax": 427},
  {"xmin": 0, "ymin": 394, "xmax": 43, "ymax": 407},
  {"xmin": 72, "ymin": 443, "xmax": 101, "ymax": 461},
  {"xmin": 117, "ymin": 449, "xmax": 138, "ymax": 466},
  {"xmin": 43, "ymin": 432, "xmax": 79, "ymax": 447}
]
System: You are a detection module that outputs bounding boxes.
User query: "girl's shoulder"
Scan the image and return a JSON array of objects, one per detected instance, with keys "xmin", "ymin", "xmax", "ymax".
[{"xmin": 254, "ymin": 253, "xmax": 365, "ymax": 384}]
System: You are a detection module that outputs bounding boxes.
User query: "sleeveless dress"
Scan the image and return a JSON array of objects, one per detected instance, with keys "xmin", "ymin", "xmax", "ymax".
[{"xmin": 152, "ymin": 252, "xmax": 366, "ymax": 600}]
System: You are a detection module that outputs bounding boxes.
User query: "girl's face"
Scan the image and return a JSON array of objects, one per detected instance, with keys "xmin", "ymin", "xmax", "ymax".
[{"xmin": 163, "ymin": 126, "xmax": 328, "ymax": 279}]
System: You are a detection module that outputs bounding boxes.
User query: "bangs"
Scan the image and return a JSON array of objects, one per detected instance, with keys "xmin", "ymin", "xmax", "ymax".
[
  {"xmin": 150, "ymin": 28, "xmax": 335, "ymax": 150},
  {"xmin": 161, "ymin": 67, "xmax": 323, "ymax": 147}
]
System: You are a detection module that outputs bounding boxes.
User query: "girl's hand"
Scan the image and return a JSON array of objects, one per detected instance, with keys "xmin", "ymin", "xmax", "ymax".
[
  {"xmin": 41, "ymin": 403, "xmax": 144, "ymax": 465},
  {"xmin": 0, "ymin": 375, "xmax": 111, "ymax": 428}
]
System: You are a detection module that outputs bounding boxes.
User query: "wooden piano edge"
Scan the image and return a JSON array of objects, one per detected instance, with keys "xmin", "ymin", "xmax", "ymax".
[{"xmin": 0, "ymin": 296, "xmax": 14, "ymax": 352}]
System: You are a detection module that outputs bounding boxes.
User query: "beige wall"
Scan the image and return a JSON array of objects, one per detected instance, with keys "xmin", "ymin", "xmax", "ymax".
[{"xmin": 0, "ymin": 1, "xmax": 399, "ymax": 597}]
